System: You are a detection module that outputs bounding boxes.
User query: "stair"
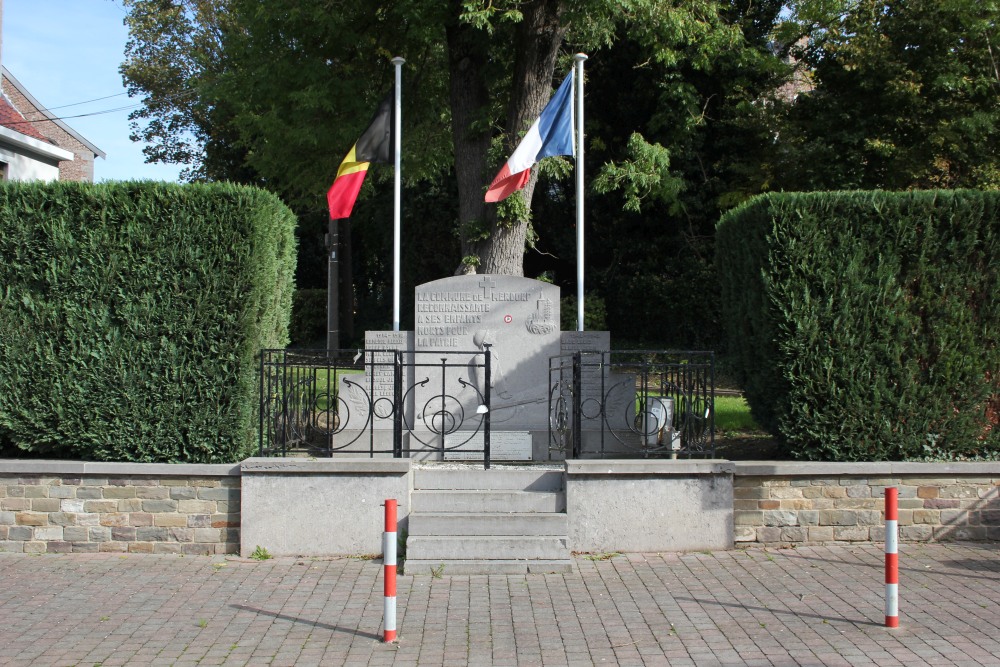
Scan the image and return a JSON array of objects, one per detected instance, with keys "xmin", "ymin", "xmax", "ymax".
[{"xmin": 404, "ymin": 466, "xmax": 572, "ymax": 575}]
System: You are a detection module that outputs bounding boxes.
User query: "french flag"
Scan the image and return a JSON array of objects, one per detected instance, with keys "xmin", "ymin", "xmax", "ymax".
[{"xmin": 485, "ymin": 72, "xmax": 575, "ymax": 203}]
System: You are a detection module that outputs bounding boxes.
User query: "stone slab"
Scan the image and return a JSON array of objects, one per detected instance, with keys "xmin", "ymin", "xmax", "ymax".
[
  {"xmin": 405, "ymin": 535, "xmax": 569, "ymax": 560},
  {"xmin": 412, "ymin": 468, "xmax": 563, "ymax": 491},
  {"xmin": 0, "ymin": 461, "xmax": 240, "ymax": 477},
  {"xmin": 442, "ymin": 431, "xmax": 532, "ymax": 461},
  {"xmin": 407, "ymin": 512, "xmax": 567, "ymax": 536},
  {"xmin": 240, "ymin": 463, "xmax": 411, "ymax": 557},
  {"xmin": 413, "ymin": 275, "xmax": 560, "ymax": 434},
  {"xmin": 566, "ymin": 459, "xmax": 736, "ymax": 476},
  {"xmin": 567, "ymin": 463, "xmax": 734, "ymax": 552},
  {"xmin": 732, "ymin": 461, "xmax": 1000, "ymax": 476},
  {"xmin": 240, "ymin": 457, "xmax": 410, "ymax": 474},
  {"xmin": 410, "ymin": 489, "xmax": 566, "ymax": 513},
  {"xmin": 402, "ymin": 559, "xmax": 574, "ymax": 575}
]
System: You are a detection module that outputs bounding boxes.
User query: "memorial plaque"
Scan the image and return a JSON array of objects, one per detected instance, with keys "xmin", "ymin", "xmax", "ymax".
[
  {"xmin": 442, "ymin": 431, "xmax": 533, "ymax": 461},
  {"xmin": 413, "ymin": 275, "xmax": 561, "ymax": 440},
  {"xmin": 338, "ymin": 331, "xmax": 413, "ymax": 430},
  {"xmin": 560, "ymin": 331, "xmax": 633, "ymax": 431}
]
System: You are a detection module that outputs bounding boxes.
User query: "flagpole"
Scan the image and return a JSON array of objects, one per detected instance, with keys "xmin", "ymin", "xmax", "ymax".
[
  {"xmin": 574, "ymin": 54, "xmax": 587, "ymax": 332},
  {"xmin": 391, "ymin": 56, "xmax": 405, "ymax": 332}
]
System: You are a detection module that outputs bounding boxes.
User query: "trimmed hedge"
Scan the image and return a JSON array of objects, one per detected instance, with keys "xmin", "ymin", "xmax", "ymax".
[
  {"xmin": 717, "ymin": 191, "xmax": 999, "ymax": 460},
  {"xmin": 0, "ymin": 181, "xmax": 296, "ymax": 462}
]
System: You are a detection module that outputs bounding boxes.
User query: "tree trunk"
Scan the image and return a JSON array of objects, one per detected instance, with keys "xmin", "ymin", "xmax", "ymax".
[
  {"xmin": 448, "ymin": 0, "xmax": 567, "ymax": 276},
  {"xmin": 446, "ymin": 1, "xmax": 492, "ymax": 272}
]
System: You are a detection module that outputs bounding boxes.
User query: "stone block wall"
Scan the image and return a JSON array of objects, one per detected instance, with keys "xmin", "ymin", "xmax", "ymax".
[
  {"xmin": 733, "ymin": 462, "xmax": 1000, "ymax": 545},
  {"xmin": 0, "ymin": 463, "xmax": 240, "ymax": 554}
]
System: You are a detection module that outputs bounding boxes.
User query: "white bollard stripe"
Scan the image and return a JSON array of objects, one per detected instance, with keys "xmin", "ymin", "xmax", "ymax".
[
  {"xmin": 384, "ymin": 597, "xmax": 397, "ymax": 631},
  {"xmin": 885, "ymin": 583, "xmax": 898, "ymax": 617},
  {"xmin": 384, "ymin": 531, "xmax": 397, "ymax": 566},
  {"xmin": 885, "ymin": 520, "xmax": 898, "ymax": 554}
]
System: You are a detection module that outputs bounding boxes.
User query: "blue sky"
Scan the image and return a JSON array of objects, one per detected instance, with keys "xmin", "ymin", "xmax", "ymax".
[{"xmin": 4, "ymin": 0, "xmax": 184, "ymax": 182}]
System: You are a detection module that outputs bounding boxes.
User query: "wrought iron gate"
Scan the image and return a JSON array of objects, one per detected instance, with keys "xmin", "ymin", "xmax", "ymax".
[
  {"xmin": 548, "ymin": 350, "xmax": 715, "ymax": 458},
  {"xmin": 259, "ymin": 347, "xmax": 495, "ymax": 466}
]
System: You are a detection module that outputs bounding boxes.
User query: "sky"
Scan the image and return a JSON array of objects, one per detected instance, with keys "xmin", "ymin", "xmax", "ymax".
[{"xmin": 3, "ymin": 0, "xmax": 184, "ymax": 182}]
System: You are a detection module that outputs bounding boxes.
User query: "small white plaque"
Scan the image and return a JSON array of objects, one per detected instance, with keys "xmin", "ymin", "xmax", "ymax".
[{"xmin": 443, "ymin": 431, "xmax": 532, "ymax": 461}]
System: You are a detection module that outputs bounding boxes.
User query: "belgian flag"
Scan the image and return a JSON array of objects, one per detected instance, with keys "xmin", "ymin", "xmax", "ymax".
[{"xmin": 326, "ymin": 91, "xmax": 394, "ymax": 219}]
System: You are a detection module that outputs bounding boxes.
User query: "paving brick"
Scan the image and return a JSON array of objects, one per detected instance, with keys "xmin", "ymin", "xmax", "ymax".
[{"xmin": 0, "ymin": 531, "xmax": 996, "ymax": 666}]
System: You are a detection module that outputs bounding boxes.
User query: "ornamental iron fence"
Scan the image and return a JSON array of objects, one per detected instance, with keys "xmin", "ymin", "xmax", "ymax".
[
  {"xmin": 547, "ymin": 350, "xmax": 715, "ymax": 459},
  {"xmin": 259, "ymin": 347, "xmax": 493, "ymax": 466},
  {"xmin": 259, "ymin": 347, "xmax": 713, "ymax": 467}
]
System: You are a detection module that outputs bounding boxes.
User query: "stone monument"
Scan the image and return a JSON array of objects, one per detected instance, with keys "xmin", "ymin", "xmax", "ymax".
[
  {"xmin": 332, "ymin": 274, "xmax": 631, "ymax": 461},
  {"xmin": 412, "ymin": 275, "xmax": 561, "ymax": 459}
]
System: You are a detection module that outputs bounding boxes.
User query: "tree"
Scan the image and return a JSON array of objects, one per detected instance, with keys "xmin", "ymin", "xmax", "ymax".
[
  {"xmin": 121, "ymin": 0, "xmax": 254, "ymax": 183},
  {"xmin": 772, "ymin": 0, "xmax": 1000, "ymax": 191},
  {"xmin": 120, "ymin": 0, "xmax": 757, "ymax": 278}
]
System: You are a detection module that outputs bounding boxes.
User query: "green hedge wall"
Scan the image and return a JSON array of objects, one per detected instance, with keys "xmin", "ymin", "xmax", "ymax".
[
  {"xmin": 717, "ymin": 191, "xmax": 1000, "ymax": 460},
  {"xmin": 0, "ymin": 181, "xmax": 296, "ymax": 462}
]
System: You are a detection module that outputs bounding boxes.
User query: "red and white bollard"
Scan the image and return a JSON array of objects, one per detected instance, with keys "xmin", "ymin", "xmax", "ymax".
[
  {"xmin": 884, "ymin": 487, "xmax": 899, "ymax": 628},
  {"xmin": 383, "ymin": 499, "xmax": 398, "ymax": 642}
]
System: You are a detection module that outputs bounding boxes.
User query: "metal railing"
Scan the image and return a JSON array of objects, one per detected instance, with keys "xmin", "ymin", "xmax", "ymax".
[
  {"xmin": 548, "ymin": 350, "xmax": 715, "ymax": 459},
  {"xmin": 259, "ymin": 347, "xmax": 494, "ymax": 466}
]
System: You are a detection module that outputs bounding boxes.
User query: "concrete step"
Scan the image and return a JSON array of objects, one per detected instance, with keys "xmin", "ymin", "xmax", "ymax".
[
  {"xmin": 408, "ymin": 512, "xmax": 567, "ymax": 536},
  {"xmin": 413, "ymin": 468, "xmax": 563, "ymax": 492},
  {"xmin": 410, "ymin": 489, "xmax": 566, "ymax": 513},
  {"xmin": 406, "ymin": 535, "xmax": 569, "ymax": 561},
  {"xmin": 403, "ymin": 559, "xmax": 574, "ymax": 575}
]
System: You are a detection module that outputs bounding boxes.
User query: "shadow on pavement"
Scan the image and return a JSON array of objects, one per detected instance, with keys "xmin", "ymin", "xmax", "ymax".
[
  {"xmin": 673, "ymin": 596, "xmax": 884, "ymax": 628},
  {"xmin": 231, "ymin": 604, "xmax": 383, "ymax": 641},
  {"xmin": 784, "ymin": 550, "xmax": 1000, "ymax": 582}
]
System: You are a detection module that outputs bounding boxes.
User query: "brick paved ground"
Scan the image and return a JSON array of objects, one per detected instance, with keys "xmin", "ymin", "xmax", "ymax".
[{"xmin": 0, "ymin": 543, "xmax": 997, "ymax": 666}]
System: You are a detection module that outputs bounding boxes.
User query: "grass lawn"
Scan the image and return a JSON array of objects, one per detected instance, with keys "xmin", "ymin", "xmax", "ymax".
[
  {"xmin": 714, "ymin": 394, "xmax": 759, "ymax": 432},
  {"xmin": 711, "ymin": 394, "xmax": 785, "ymax": 459}
]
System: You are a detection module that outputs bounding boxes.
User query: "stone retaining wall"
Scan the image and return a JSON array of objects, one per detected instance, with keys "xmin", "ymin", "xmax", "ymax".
[
  {"xmin": 2, "ymin": 459, "xmax": 998, "ymax": 555},
  {"xmin": 733, "ymin": 462, "xmax": 1000, "ymax": 545},
  {"xmin": 0, "ymin": 462, "xmax": 240, "ymax": 554}
]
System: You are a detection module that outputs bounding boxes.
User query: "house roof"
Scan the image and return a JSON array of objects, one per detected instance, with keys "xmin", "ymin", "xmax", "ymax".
[
  {"xmin": 1, "ymin": 66, "xmax": 106, "ymax": 159},
  {"xmin": 0, "ymin": 93, "xmax": 53, "ymax": 144}
]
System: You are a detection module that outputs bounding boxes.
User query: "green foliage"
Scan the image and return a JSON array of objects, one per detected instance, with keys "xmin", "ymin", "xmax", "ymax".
[
  {"xmin": 594, "ymin": 134, "xmax": 683, "ymax": 213},
  {"xmin": 717, "ymin": 190, "xmax": 1000, "ymax": 461},
  {"xmin": 559, "ymin": 294, "xmax": 607, "ymax": 333},
  {"xmin": 289, "ymin": 289, "xmax": 326, "ymax": 348},
  {"xmin": 249, "ymin": 545, "xmax": 273, "ymax": 561},
  {"xmin": 772, "ymin": 0, "xmax": 1000, "ymax": 191},
  {"xmin": 0, "ymin": 181, "xmax": 296, "ymax": 463}
]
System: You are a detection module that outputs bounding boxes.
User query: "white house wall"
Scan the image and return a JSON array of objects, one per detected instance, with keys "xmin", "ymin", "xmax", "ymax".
[{"xmin": 0, "ymin": 143, "xmax": 61, "ymax": 181}]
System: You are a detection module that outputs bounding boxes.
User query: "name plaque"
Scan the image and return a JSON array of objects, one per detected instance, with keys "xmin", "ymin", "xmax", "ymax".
[{"xmin": 442, "ymin": 431, "xmax": 533, "ymax": 461}]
